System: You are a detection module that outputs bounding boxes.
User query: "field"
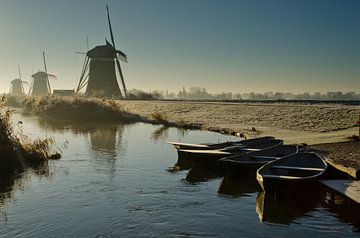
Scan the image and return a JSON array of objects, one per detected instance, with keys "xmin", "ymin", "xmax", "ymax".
[{"xmin": 118, "ymin": 100, "xmax": 360, "ymax": 145}]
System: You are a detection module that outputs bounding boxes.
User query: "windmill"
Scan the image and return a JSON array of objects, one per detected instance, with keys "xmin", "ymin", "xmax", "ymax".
[
  {"xmin": 29, "ymin": 52, "xmax": 53, "ymax": 96},
  {"xmin": 9, "ymin": 66, "xmax": 26, "ymax": 95},
  {"xmin": 76, "ymin": 5, "xmax": 128, "ymax": 98}
]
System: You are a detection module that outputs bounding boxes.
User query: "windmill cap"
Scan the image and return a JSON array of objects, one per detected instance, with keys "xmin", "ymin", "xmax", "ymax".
[
  {"xmin": 32, "ymin": 71, "xmax": 48, "ymax": 79},
  {"xmin": 87, "ymin": 43, "xmax": 122, "ymax": 59}
]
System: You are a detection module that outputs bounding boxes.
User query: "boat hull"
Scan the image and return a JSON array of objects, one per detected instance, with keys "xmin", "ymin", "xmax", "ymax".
[{"xmin": 257, "ymin": 173, "xmax": 323, "ymax": 193}]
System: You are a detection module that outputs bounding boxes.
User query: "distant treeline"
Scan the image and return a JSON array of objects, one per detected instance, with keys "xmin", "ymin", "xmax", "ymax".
[{"xmin": 128, "ymin": 87, "xmax": 360, "ymax": 101}]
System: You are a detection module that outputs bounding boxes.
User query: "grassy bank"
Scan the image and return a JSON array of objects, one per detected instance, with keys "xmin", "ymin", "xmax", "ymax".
[
  {"xmin": 5, "ymin": 95, "xmax": 202, "ymax": 130},
  {"xmin": 0, "ymin": 104, "xmax": 60, "ymax": 207}
]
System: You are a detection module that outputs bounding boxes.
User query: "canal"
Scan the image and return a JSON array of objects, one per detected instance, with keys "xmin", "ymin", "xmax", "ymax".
[{"xmin": 0, "ymin": 109, "xmax": 359, "ymax": 237}]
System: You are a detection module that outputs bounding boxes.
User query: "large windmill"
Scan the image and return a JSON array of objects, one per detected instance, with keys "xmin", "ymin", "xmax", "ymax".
[
  {"xmin": 9, "ymin": 66, "xmax": 26, "ymax": 95},
  {"xmin": 76, "ymin": 5, "xmax": 128, "ymax": 98},
  {"xmin": 29, "ymin": 52, "xmax": 52, "ymax": 96}
]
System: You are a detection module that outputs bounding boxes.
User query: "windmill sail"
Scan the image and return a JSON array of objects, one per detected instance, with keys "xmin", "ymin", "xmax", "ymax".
[{"xmin": 106, "ymin": 4, "xmax": 128, "ymax": 98}]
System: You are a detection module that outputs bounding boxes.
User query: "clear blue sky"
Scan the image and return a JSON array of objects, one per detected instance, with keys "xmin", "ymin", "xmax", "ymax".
[{"xmin": 0, "ymin": 0, "xmax": 359, "ymax": 94}]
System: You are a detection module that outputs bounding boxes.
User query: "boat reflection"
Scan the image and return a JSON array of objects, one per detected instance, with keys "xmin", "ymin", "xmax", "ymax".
[
  {"xmin": 256, "ymin": 186, "xmax": 322, "ymax": 225},
  {"xmin": 168, "ymin": 155, "xmax": 194, "ymax": 172},
  {"xmin": 256, "ymin": 184, "xmax": 360, "ymax": 231},
  {"xmin": 185, "ymin": 165, "xmax": 224, "ymax": 184},
  {"xmin": 218, "ymin": 176, "xmax": 260, "ymax": 197}
]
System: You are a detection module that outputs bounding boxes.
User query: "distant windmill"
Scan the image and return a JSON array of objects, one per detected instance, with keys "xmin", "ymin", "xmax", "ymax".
[
  {"xmin": 29, "ymin": 51, "xmax": 53, "ymax": 96},
  {"xmin": 9, "ymin": 66, "xmax": 26, "ymax": 95},
  {"xmin": 76, "ymin": 5, "xmax": 128, "ymax": 98}
]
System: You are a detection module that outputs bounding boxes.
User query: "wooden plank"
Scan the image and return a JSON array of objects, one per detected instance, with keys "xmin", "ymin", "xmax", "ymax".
[
  {"xmin": 325, "ymin": 159, "xmax": 358, "ymax": 179},
  {"xmin": 320, "ymin": 179, "xmax": 360, "ymax": 204}
]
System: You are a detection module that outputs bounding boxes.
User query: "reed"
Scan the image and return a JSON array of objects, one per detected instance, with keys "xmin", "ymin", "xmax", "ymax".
[{"xmin": 0, "ymin": 103, "xmax": 60, "ymax": 198}]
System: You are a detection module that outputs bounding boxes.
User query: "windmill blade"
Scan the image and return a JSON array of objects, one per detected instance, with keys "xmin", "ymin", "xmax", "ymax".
[
  {"xmin": 28, "ymin": 78, "xmax": 34, "ymax": 96},
  {"xmin": 76, "ymin": 56, "xmax": 90, "ymax": 93},
  {"xmin": 106, "ymin": 4, "xmax": 117, "ymax": 50},
  {"xmin": 47, "ymin": 74, "xmax": 58, "ymax": 80},
  {"xmin": 115, "ymin": 57, "xmax": 126, "ymax": 98},
  {"xmin": 22, "ymin": 81, "xmax": 29, "ymax": 84},
  {"xmin": 43, "ymin": 51, "xmax": 48, "ymax": 74},
  {"xmin": 106, "ymin": 4, "xmax": 128, "ymax": 98},
  {"xmin": 117, "ymin": 50, "xmax": 128, "ymax": 63},
  {"xmin": 43, "ymin": 51, "xmax": 51, "ymax": 94},
  {"xmin": 18, "ymin": 65, "xmax": 22, "ymax": 80},
  {"xmin": 76, "ymin": 52, "xmax": 86, "ymax": 55}
]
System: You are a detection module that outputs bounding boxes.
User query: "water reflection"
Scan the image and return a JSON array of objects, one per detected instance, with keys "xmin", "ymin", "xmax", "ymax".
[
  {"xmin": 150, "ymin": 125, "xmax": 189, "ymax": 143},
  {"xmin": 168, "ymin": 155, "xmax": 194, "ymax": 172},
  {"xmin": 150, "ymin": 126, "xmax": 170, "ymax": 142},
  {"xmin": 218, "ymin": 176, "xmax": 260, "ymax": 198},
  {"xmin": 0, "ymin": 161, "xmax": 52, "ymax": 217},
  {"xmin": 256, "ymin": 185, "xmax": 360, "ymax": 231},
  {"xmin": 36, "ymin": 116, "xmax": 127, "ymax": 159},
  {"xmin": 256, "ymin": 187, "xmax": 322, "ymax": 225},
  {"xmin": 185, "ymin": 165, "xmax": 224, "ymax": 184},
  {"xmin": 321, "ymin": 188, "xmax": 360, "ymax": 231}
]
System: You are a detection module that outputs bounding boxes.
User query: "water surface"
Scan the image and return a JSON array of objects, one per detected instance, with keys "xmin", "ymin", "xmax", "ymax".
[{"xmin": 1, "ymin": 110, "xmax": 359, "ymax": 237}]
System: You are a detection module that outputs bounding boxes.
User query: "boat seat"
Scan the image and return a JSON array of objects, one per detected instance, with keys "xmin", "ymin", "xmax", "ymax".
[
  {"xmin": 250, "ymin": 156, "xmax": 280, "ymax": 160},
  {"xmin": 241, "ymin": 148, "xmax": 261, "ymax": 152},
  {"xmin": 263, "ymin": 174, "xmax": 301, "ymax": 179},
  {"xmin": 271, "ymin": 165, "xmax": 324, "ymax": 171}
]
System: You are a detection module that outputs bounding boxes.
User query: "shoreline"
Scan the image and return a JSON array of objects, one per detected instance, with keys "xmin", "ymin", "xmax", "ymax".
[{"xmin": 5, "ymin": 96, "xmax": 360, "ymax": 178}]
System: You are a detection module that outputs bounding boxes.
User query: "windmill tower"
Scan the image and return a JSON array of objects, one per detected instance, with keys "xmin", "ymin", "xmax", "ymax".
[
  {"xmin": 76, "ymin": 5, "xmax": 128, "ymax": 98},
  {"xmin": 29, "ymin": 52, "xmax": 52, "ymax": 96},
  {"xmin": 10, "ymin": 66, "xmax": 26, "ymax": 95}
]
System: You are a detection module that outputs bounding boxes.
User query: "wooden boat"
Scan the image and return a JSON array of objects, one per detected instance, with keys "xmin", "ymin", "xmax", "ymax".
[
  {"xmin": 256, "ymin": 152, "xmax": 327, "ymax": 193},
  {"xmin": 177, "ymin": 139, "xmax": 283, "ymax": 164},
  {"xmin": 167, "ymin": 136, "xmax": 275, "ymax": 150},
  {"xmin": 219, "ymin": 145, "xmax": 300, "ymax": 176}
]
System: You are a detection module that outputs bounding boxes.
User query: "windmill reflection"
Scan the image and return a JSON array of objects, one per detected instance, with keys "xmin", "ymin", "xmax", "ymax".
[{"xmin": 35, "ymin": 116, "xmax": 127, "ymax": 160}]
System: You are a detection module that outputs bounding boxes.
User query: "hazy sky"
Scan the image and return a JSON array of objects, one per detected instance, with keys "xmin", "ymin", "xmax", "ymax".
[{"xmin": 0, "ymin": 0, "xmax": 359, "ymax": 94}]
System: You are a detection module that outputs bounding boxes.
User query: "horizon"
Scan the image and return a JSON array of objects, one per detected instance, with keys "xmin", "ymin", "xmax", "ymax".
[{"xmin": 1, "ymin": 0, "xmax": 359, "ymax": 94}]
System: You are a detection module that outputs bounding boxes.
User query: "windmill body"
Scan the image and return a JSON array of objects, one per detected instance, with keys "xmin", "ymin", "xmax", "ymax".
[
  {"xmin": 85, "ymin": 43, "xmax": 122, "ymax": 97},
  {"xmin": 10, "ymin": 78, "xmax": 25, "ymax": 95},
  {"xmin": 30, "ymin": 71, "xmax": 50, "ymax": 96}
]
